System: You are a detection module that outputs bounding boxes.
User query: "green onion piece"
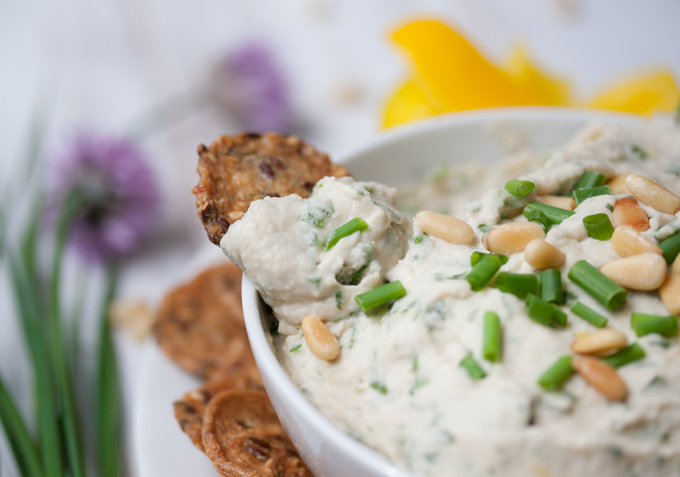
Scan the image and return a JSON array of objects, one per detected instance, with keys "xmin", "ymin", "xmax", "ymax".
[
  {"xmin": 601, "ymin": 343, "xmax": 646, "ymax": 368},
  {"xmin": 525, "ymin": 209, "xmax": 550, "ymax": 232},
  {"xmin": 573, "ymin": 171, "xmax": 606, "ymax": 191},
  {"xmin": 568, "ymin": 260, "xmax": 627, "ymax": 310},
  {"xmin": 460, "ymin": 354, "xmax": 487, "ymax": 381},
  {"xmin": 526, "ymin": 293, "xmax": 568, "ymax": 327},
  {"xmin": 355, "ymin": 281, "xmax": 406, "ymax": 311},
  {"xmin": 523, "ymin": 202, "xmax": 575, "ymax": 225},
  {"xmin": 483, "ymin": 312, "xmax": 502, "ymax": 363},
  {"xmin": 496, "ymin": 272, "xmax": 539, "ymax": 299},
  {"xmin": 466, "ymin": 255, "xmax": 503, "ymax": 291},
  {"xmin": 470, "ymin": 251, "xmax": 508, "ymax": 267},
  {"xmin": 660, "ymin": 231, "xmax": 680, "ymax": 264},
  {"xmin": 583, "ymin": 213, "xmax": 615, "ymax": 241},
  {"xmin": 540, "ymin": 269, "xmax": 563, "ymax": 305},
  {"xmin": 538, "ymin": 356, "xmax": 574, "ymax": 391},
  {"xmin": 326, "ymin": 217, "xmax": 369, "ymax": 251},
  {"xmin": 572, "ymin": 186, "xmax": 612, "ymax": 206},
  {"xmin": 570, "ymin": 302, "xmax": 608, "ymax": 328},
  {"xmin": 505, "ymin": 179, "xmax": 536, "ymax": 197},
  {"xmin": 631, "ymin": 313, "xmax": 679, "ymax": 337}
]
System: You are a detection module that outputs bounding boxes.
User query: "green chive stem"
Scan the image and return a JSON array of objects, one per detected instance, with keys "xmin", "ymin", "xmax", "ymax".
[
  {"xmin": 470, "ymin": 251, "xmax": 508, "ymax": 267},
  {"xmin": 570, "ymin": 302, "xmax": 608, "ymax": 328},
  {"xmin": 495, "ymin": 272, "xmax": 539, "ymax": 299},
  {"xmin": 602, "ymin": 343, "xmax": 646, "ymax": 368},
  {"xmin": 568, "ymin": 260, "xmax": 627, "ymax": 310},
  {"xmin": 538, "ymin": 356, "xmax": 575, "ymax": 391},
  {"xmin": 631, "ymin": 313, "xmax": 679, "ymax": 338},
  {"xmin": 540, "ymin": 269, "xmax": 563, "ymax": 305},
  {"xmin": 523, "ymin": 202, "xmax": 575, "ymax": 225},
  {"xmin": 460, "ymin": 355, "xmax": 487, "ymax": 381},
  {"xmin": 572, "ymin": 186, "xmax": 611, "ymax": 206},
  {"xmin": 583, "ymin": 213, "xmax": 614, "ymax": 241},
  {"xmin": 483, "ymin": 312, "xmax": 502, "ymax": 363},
  {"xmin": 526, "ymin": 293, "xmax": 567, "ymax": 328},
  {"xmin": 355, "ymin": 281, "xmax": 406, "ymax": 311},
  {"xmin": 326, "ymin": 217, "xmax": 369, "ymax": 251},
  {"xmin": 505, "ymin": 179, "xmax": 536, "ymax": 197},
  {"xmin": 660, "ymin": 231, "xmax": 680, "ymax": 264},
  {"xmin": 525, "ymin": 209, "xmax": 550, "ymax": 232},
  {"xmin": 573, "ymin": 171, "xmax": 606, "ymax": 191},
  {"xmin": 466, "ymin": 255, "xmax": 503, "ymax": 291}
]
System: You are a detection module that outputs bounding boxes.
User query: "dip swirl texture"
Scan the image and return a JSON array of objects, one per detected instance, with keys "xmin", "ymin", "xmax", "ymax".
[{"xmin": 222, "ymin": 120, "xmax": 680, "ymax": 477}]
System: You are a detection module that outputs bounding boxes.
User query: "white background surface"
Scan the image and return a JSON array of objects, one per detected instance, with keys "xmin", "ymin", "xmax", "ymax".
[{"xmin": 1, "ymin": 1, "xmax": 680, "ymax": 476}]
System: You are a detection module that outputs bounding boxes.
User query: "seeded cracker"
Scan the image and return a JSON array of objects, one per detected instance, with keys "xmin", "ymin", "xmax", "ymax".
[
  {"xmin": 173, "ymin": 374, "xmax": 263, "ymax": 452},
  {"xmin": 153, "ymin": 263, "xmax": 257, "ymax": 381},
  {"xmin": 193, "ymin": 132, "xmax": 350, "ymax": 245},
  {"xmin": 203, "ymin": 389, "xmax": 313, "ymax": 477}
]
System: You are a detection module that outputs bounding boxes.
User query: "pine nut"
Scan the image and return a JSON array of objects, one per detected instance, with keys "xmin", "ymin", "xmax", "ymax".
[
  {"xmin": 537, "ymin": 195, "xmax": 576, "ymax": 211},
  {"xmin": 302, "ymin": 316, "xmax": 340, "ymax": 361},
  {"xmin": 572, "ymin": 355, "xmax": 628, "ymax": 401},
  {"xmin": 611, "ymin": 197, "xmax": 650, "ymax": 232},
  {"xmin": 659, "ymin": 274, "xmax": 680, "ymax": 315},
  {"xmin": 524, "ymin": 238, "xmax": 565, "ymax": 269},
  {"xmin": 571, "ymin": 328, "xmax": 627, "ymax": 356},
  {"xmin": 673, "ymin": 256, "xmax": 680, "ymax": 276},
  {"xmin": 482, "ymin": 222, "xmax": 545, "ymax": 255},
  {"xmin": 415, "ymin": 211, "xmax": 474, "ymax": 245},
  {"xmin": 611, "ymin": 226, "xmax": 662, "ymax": 257},
  {"xmin": 607, "ymin": 174, "xmax": 630, "ymax": 194},
  {"xmin": 625, "ymin": 174, "xmax": 680, "ymax": 215},
  {"xmin": 599, "ymin": 253, "xmax": 667, "ymax": 291}
]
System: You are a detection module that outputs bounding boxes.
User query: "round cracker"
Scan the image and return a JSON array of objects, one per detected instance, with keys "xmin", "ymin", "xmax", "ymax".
[
  {"xmin": 193, "ymin": 131, "xmax": 349, "ymax": 244},
  {"xmin": 153, "ymin": 263, "xmax": 256, "ymax": 381},
  {"xmin": 203, "ymin": 389, "xmax": 312, "ymax": 477},
  {"xmin": 173, "ymin": 373, "xmax": 263, "ymax": 452}
]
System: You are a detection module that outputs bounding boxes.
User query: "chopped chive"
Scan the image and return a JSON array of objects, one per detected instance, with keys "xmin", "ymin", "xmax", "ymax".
[
  {"xmin": 572, "ymin": 186, "xmax": 611, "ymax": 206},
  {"xmin": 460, "ymin": 355, "xmax": 487, "ymax": 381},
  {"xmin": 631, "ymin": 313, "xmax": 678, "ymax": 337},
  {"xmin": 573, "ymin": 171, "xmax": 606, "ymax": 191},
  {"xmin": 370, "ymin": 381, "xmax": 388, "ymax": 394},
  {"xmin": 570, "ymin": 302, "xmax": 608, "ymax": 328},
  {"xmin": 335, "ymin": 290, "xmax": 343, "ymax": 309},
  {"xmin": 326, "ymin": 217, "xmax": 368, "ymax": 251},
  {"xmin": 355, "ymin": 281, "xmax": 406, "ymax": 311},
  {"xmin": 523, "ymin": 202, "xmax": 575, "ymax": 225},
  {"xmin": 631, "ymin": 145, "xmax": 649, "ymax": 159},
  {"xmin": 568, "ymin": 261, "xmax": 626, "ymax": 310},
  {"xmin": 495, "ymin": 272, "xmax": 539, "ymax": 299},
  {"xmin": 526, "ymin": 293, "xmax": 567, "ymax": 327},
  {"xmin": 540, "ymin": 269, "xmax": 563, "ymax": 305},
  {"xmin": 466, "ymin": 255, "xmax": 503, "ymax": 291},
  {"xmin": 601, "ymin": 343, "xmax": 646, "ymax": 368},
  {"xmin": 525, "ymin": 209, "xmax": 550, "ymax": 232},
  {"xmin": 538, "ymin": 356, "xmax": 574, "ymax": 391},
  {"xmin": 290, "ymin": 344, "xmax": 302, "ymax": 352},
  {"xmin": 583, "ymin": 213, "xmax": 614, "ymax": 241},
  {"xmin": 483, "ymin": 312, "xmax": 502, "ymax": 363},
  {"xmin": 660, "ymin": 231, "xmax": 680, "ymax": 264},
  {"xmin": 470, "ymin": 251, "xmax": 508, "ymax": 267},
  {"xmin": 505, "ymin": 179, "xmax": 536, "ymax": 197}
]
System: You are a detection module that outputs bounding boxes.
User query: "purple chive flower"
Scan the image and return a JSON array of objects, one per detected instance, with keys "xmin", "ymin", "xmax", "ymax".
[
  {"xmin": 209, "ymin": 40, "xmax": 292, "ymax": 132},
  {"xmin": 50, "ymin": 134, "xmax": 159, "ymax": 263}
]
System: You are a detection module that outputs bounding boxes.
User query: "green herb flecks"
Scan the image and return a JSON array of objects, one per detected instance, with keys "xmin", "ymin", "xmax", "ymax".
[
  {"xmin": 302, "ymin": 199, "xmax": 334, "ymax": 228},
  {"xmin": 631, "ymin": 145, "xmax": 649, "ymax": 159},
  {"xmin": 568, "ymin": 260, "xmax": 626, "ymax": 310},
  {"xmin": 290, "ymin": 344, "xmax": 302, "ymax": 352},
  {"xmin": 309, "ymin": 276, "xmax": 322, "ymax": 286},
  {"xmin": 370, "ymin": 381, "xmax": 388, "ymax": 394},
  {"xmin": 326, "ymin": 217, "xmax": 369, "ymax": 250},
  {"xmin": 335, "ymin": 290, "xmax": 343, "ymax": 310}
]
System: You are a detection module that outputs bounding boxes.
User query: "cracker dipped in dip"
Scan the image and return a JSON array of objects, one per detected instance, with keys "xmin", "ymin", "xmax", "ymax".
[{"xmin": 205, "ymin": 121, "xmax": 680, "ymax": 477}]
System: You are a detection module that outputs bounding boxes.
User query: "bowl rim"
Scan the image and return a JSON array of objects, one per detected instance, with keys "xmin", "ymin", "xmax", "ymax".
[{"xmin": 241, "ymin": 106, "xmax": 645, "ymax": 476}]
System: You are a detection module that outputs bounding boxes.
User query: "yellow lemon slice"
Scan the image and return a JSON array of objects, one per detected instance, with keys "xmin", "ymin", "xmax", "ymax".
[
  {"xmin": 588, "ymin": 69, "xmax": 680, "ymax": 115},
  {"xmin": 382, "ymin": 79, "xmax": 440, "ymax": 128},
  {"xmin": 504, "ymin": 44, "xmax": 571, "ymax": 105}
]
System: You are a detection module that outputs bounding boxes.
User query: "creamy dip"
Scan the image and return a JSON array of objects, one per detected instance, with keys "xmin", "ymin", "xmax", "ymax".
[{"xmin": 222, "ymin": 119, "xmax": 680, "ymax": 477}]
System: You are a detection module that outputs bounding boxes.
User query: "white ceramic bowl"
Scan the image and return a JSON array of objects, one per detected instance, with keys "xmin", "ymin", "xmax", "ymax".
[{"xmin": 241, "ymin": 107, "xmax": 639, "ymax": 477}]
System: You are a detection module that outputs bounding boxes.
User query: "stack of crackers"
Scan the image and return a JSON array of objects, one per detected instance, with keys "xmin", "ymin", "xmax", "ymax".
[{"xmin": 153, "ymin": 264, "xmax": 313, "ymax": 476}]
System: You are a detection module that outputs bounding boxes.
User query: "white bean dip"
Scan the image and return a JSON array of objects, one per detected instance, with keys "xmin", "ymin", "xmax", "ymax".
[{"xmin": 222, "ymin": 119, "xmax": 680, "ymax": 477}]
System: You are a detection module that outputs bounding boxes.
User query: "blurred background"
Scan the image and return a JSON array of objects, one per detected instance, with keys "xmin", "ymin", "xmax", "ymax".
[{"xmin": 1, "ymin": 0, "xmax": 680, "ymax": 476}]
